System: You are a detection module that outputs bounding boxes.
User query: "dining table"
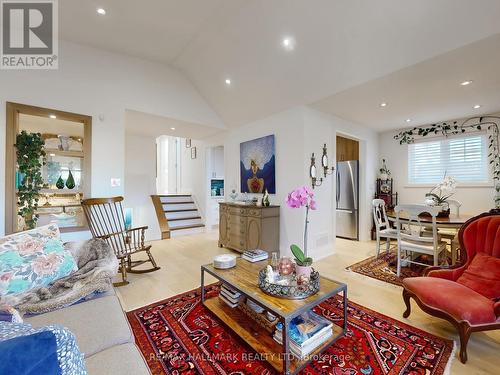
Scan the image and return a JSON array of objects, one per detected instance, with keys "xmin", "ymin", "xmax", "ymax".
[
  {"xmin": 385, "ymin": 209, "xmax": 475, "ymax": 265},
  {"xmin": 385, "ymin": 209, "xmax": 475, "ymax": 230}
]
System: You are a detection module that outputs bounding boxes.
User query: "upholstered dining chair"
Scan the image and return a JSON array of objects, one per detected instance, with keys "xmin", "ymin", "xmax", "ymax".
[
  {"xmin": 81, "ymin": 196, "xmax": 160, "ymax": 286},
  {"xmin": 402, "ymin": 211, "xmax": 500, "ymax": 363},
  {"xmin": 394, "ymin": 204, "xmax": 447, "ymax": 277},
  {"xmin": 372, "ymin": 199, "xmax": 397, "ymax": 257}
]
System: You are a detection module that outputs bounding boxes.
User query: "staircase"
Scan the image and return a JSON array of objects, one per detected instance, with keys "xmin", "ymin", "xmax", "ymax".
[{"xmin": 151, "ymin": 194, "xmax": 205, "ymax": 239}]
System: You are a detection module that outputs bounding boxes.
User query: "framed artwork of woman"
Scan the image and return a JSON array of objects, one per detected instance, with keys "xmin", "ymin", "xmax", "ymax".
[{"xmin": 240, "ymin": 135, "xmax": 276, "ymax": 194}]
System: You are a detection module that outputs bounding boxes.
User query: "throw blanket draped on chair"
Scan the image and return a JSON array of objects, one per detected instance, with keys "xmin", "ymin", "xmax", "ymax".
[{"xmin": 0, "ymin": 239, "xmax": 118, "ymax": 315}]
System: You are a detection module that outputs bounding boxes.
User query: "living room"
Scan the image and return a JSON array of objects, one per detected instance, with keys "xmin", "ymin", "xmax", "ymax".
[{"xmin": 0, "ymin": 1, "xmax": 499, "ymax": 374}]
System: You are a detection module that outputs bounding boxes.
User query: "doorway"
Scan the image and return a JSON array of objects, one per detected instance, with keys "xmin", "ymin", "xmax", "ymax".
[
  {"xmin": 335, "ymin": 135, "xmax": 359, "ymax": 240},
  {"xmin": 156, "ymin": 135, "xmax": 181, "ymax": 194}
]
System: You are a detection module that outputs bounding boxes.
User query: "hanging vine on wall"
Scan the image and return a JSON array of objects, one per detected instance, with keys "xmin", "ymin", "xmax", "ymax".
[
  {"xmin": 394, "ymin": 116, "xmax": 500, "ymax": 178},
  {"xmin": 393, "ymin": 116, "xmax": 500, "ymax": 207},
  {"xmin": 15, "ymin": 131, "xmax": 46, "ymax": 229}
]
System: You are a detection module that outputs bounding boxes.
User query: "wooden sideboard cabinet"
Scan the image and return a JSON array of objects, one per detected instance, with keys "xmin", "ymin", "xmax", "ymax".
[{"xmin": 218, "ymin": 202, "xmax": 280, "ymax": 254}]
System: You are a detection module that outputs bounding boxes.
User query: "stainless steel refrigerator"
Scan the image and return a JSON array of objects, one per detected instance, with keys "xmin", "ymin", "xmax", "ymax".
[{"xmin": 336, "ymin": 160, "xmax": 359, "ymax": 240}]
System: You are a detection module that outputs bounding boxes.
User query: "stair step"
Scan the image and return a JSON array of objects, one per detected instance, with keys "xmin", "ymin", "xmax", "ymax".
[
  {"xmin": 168, "ymin": 216, "xmax": 201, "ymax": 221},
  {"xmin": 170, "ymin": 223, "xmax": 205, "ymax": 231},
  {"xmin": 165, "ymin": 201, "xmax": 194, "ymax": 205},
  {"xmin": 164, "ymin": 208, "xmax": 198, "ymax": 213},
  {"xmin": 158, "ymin": 194, "xmax": 192, "ymax": 197}
]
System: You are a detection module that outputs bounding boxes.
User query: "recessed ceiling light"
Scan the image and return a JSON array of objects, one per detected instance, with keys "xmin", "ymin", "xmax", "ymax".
[
  {"xmin": 170, "ymin": 127, "xmax": 176, "ymax": 130},
  {"xmin": 282, "ymin": 36, "xmax": 296, "ymax": 51},
  {"xmin": 97, "ymin": 8, "xmax": 106, "ymax": 15},
  {"xmin": 461, "ymin": 80, "xmax": 472, "ymax": 86},
  {"xmin": 380, "ymin": 102, "xmax": 387, "ymax": 107},
  {"xmin": 473, "ymin": 104, "xmax": 481, "ymax": 109},
  {"xmin": 225, "ymin": 78, "xmax": 231, "ymax": 85},
  {"xmin": 49, "ymin": 114, "xmax": 56, "ymax": 119},
  {"xmin": 406, "ymin": 118, "xmax": 411, "ymax": 123}
]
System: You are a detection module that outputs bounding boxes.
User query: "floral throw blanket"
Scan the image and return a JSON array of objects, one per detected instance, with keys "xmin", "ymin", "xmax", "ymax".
[{"xmin": 1, "ymin": 239, "xmax": 118, "ymax": 315}]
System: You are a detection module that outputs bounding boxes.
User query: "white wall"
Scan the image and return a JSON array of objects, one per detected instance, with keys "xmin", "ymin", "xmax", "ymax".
[
  {"xmin": 0, "ymin": 41, "xmax": 223, "ymax": 237},
  {"xmin": 302, "ymin": 107, "xmax": 379, "ymax": 254},
  {"xmin": 180, "ymin": 138, "xmax": 207, "ymax": 218},
  {"xmin": 222, "ymin": 106, "xmax": 378, "ymax": 259},
  {"xmin": 124, "ymin": 133, "xmax": 160, "ymax": 240},
  {"xmin": 379, "ymin": 129, "xmax": 496, "ymax": 214}
]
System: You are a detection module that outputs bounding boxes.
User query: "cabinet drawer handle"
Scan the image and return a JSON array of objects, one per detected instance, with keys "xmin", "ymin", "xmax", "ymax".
[
  {"xmin": 240, "ymin": 241, "xmax": 244, "ymax": 246},
  {"xmin": 240, "ymin": 229, "xmax": 244, "ymax": 234}
]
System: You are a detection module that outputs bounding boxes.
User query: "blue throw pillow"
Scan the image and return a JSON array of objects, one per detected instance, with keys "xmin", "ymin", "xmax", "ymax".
[
  {"xmin": 0, "ymin": 322, "xmax": 86, "ymax": 375},
  {"xmin": 0, "ymin": 331, "xmax": 61, "ymax": 375}
]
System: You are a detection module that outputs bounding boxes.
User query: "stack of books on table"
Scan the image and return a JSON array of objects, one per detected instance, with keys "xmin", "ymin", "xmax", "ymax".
[
  {"xmin": 273, "ymin": 311, "xmax": 333, "ymax": 359},
  {"xmin": 219, "ymin": 284, "xmax": 242, "ymax": 308},
  {"xmin": 242, "ymin": 249, "xmax": 269, "ymax": 262}
]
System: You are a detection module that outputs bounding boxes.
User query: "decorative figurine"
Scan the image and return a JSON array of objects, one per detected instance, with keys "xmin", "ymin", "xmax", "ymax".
[
  {"xmin": 297, "ymin": 274, "xmax": 310, "ymax": 285},
  {"xmin": 265, "ymin": 265, "xmax": 275, "ymax": 283}
]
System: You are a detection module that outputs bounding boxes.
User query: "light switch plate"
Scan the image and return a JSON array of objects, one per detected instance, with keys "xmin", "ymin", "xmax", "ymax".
[{"xmin": 111, "ymin": 178, "xmax": 121, "ymax": 187}]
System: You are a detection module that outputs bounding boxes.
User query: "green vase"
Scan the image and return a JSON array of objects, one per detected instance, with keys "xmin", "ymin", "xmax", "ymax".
[
  {"xmin": 56, "ymin": 175, "xmax": 65, "ymax": 189},
  {"xmin": 65, "ymin": 170, "xmax": 75, "ymax": 189}
]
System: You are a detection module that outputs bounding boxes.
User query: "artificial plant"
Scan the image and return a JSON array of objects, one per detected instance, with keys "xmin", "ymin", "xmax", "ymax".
[
  {"xmin": 394, "ymin": 116, "xmax": 500, "ymax": 206},
  {"xmin": 15, "ymin": 131, "xmax": 46, "ymax": 229},
  {"xmin": 286, "ymin": 186, "xmax": 317, "ymax": 258}
]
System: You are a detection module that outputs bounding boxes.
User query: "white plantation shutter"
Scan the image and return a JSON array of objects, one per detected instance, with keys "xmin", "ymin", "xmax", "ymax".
[{"xmin": 408, "ymin": 135, "xmax": 488, "ymax": 184}]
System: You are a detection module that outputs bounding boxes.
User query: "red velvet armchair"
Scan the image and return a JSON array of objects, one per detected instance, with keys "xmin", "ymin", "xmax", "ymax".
[{"xmin": 402, "ymin": 211, "xmax": 500, "ymax": 363}]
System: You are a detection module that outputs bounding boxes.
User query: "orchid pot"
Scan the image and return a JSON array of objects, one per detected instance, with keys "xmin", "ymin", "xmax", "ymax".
[{"xmin": 295, "ymin": 264, "xmax": 312, "ymax": 279}]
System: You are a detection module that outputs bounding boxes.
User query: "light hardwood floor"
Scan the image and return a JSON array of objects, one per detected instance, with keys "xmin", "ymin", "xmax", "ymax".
[{"xmin": 115, "ymin": 231, "xmax": 499, "ymax": 375}]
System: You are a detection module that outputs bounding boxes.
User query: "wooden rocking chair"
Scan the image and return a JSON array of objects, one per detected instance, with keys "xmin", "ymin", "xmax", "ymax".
[{"xmin": 81, "ymin": 196, "xmax": 160, "ymax": 286}]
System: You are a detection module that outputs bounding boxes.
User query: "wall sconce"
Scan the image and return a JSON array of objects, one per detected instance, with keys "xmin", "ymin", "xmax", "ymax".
[
  {"xmin": 321, "ymin": 143, "xmax": 335, "ymax": 177},
  {"xmin": 310, "ymin": 153, "xmax": 323, "ymax": 189}
]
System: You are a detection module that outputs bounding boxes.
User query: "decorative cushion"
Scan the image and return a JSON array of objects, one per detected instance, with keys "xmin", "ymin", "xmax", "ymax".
[
  {"xmin": 0, "ymin": 224, "xmax": 78, "ymax": 296},
  {"xmin": 403, "ymin": 277, "xmax": 496, "ymax": 325},
  {"xmin": 456, "ymin": 252, "xmax": 500, "ymax": 300},
  {"xmin": 0, "ymin": 322, "xmax": 86, "ymax": 375}
]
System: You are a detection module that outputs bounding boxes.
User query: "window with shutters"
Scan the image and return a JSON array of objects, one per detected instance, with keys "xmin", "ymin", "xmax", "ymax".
[{"xmin": 408, "ymin": 134, "xmax": 489, "ymax": 184}]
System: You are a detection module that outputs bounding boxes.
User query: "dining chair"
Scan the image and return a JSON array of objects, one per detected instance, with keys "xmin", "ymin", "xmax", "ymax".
[
  {"xmin": 439, "ymin": 199, "xmax": 462, "ymax": 265},
  {"xmin": 394, "ymin": 204, "xmax": 448, "ymax": 277},
  {"xmin": 372, "ymin": 199, "xmax": 397, "ymax": 257},
  {"xmin": 81, "ymin": 196, "xmax": 160, "ymax": 286}
]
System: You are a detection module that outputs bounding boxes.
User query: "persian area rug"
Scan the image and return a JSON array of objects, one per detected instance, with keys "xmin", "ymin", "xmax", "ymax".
[
  {"xmin": 347, "ymin": 251, "xmax": 431, "ymax": 287},
  {"xmin": 127, "ymin": 284, "xmax": 454, "ymax": 375}
]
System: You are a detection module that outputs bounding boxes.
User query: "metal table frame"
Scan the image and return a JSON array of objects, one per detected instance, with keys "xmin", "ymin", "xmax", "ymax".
[{"xmin": 201, "ymin": 264, "xmax": 348, "ymax": 374}]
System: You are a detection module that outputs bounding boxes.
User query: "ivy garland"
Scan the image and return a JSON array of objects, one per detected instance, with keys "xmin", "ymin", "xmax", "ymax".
[
  {"xmin": 394, "ymin": 116, "xmax": 500, "ymax": 182},
  {"xmin": 15, "ymin": 131, "xmax": 46, "ymax": 229}
]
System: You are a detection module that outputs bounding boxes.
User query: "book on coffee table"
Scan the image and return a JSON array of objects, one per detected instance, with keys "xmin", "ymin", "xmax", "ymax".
[{"xmin": 242, "ymin": 249, "xmax": 269, "ymax": 262}]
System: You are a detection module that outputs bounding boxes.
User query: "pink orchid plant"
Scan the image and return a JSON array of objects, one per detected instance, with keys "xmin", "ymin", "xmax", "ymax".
[{"xmin": 286, "ymin": 186, "xmax": 317, "ymax": 258}]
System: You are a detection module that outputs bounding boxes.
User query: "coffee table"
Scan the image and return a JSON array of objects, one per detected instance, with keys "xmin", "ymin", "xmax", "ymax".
[{"xmin": 201, "ymin": 258, "xmax": 347, "ymax": 374}]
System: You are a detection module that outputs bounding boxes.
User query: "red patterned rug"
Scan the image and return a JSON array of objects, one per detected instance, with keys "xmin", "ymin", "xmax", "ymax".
[
  {"xmin": 347, "ymin": 251, "xmax": 431, "ymax": 287},
  {"xmin": 127, "ymin": 284, "xmax": 454, "ymax": 374}
]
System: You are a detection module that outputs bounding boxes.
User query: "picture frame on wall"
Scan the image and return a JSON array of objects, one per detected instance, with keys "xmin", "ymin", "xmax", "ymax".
[
  {"xmin": 186, "ymin": 138, "xmax": 191, "ymax": 148},
  {"xmin": 240, "ymin": 134, "xmax": 276, "ymax": 193},
  {"xmin": 191, "ymin": 146, "xmax": 197, "ymax": 159}
]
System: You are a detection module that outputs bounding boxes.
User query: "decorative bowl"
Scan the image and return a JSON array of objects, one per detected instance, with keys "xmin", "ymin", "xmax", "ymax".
[{"xmin": 257, "ymin": 268, "xmax": 320, "ymax": 300}]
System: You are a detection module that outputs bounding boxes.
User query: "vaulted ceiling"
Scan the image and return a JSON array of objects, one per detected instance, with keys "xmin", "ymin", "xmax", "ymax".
[{"xmin": 60, "ymin": 0, "xmax": 500, "ymax": 130}]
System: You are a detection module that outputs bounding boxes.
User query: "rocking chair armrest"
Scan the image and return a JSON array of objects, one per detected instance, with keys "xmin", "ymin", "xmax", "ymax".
[{"xmin": 125, "ymin": 226, "xmax": 148, "ymax": 248}]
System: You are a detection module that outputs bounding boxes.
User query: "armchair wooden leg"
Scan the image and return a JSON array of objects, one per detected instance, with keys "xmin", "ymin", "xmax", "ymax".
[
  {"xmin": 376, "ymin": 233, "xmax": 381, "ymax": 257},
  {"xmin": 402, "ymin": 289, "xmax": 412, "ymax": 318},
  {"xmin": 458, "ymin": 322, "xmax": 472, "ymax": 364},
  {"xmin": 113, "ymin": 258, "xmax": 130, "ymax": 287}
]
